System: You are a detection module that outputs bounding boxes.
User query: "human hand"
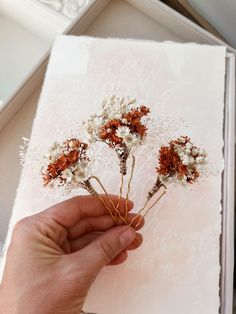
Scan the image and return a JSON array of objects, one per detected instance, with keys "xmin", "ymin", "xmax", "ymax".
[{"xmin": 0, "ymin": 195, "xmax": 144, "ymax": 314}]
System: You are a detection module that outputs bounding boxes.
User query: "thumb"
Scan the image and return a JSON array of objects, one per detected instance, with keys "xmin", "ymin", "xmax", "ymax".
[{"xmin": 72, "ymin": 226, "xmax": 136, "ymax": 279}]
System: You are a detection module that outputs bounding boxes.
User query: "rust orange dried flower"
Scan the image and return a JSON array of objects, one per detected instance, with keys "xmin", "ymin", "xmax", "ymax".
[
  {"xmin": 156, "ymin": 136, "xmax": 206, "ymax": 184},
  {"xmin": 42, "ymin": 139, "xmax": 89, "ymax": 186}
]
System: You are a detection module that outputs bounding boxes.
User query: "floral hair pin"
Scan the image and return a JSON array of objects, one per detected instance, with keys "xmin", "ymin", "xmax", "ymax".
[
  {"xmin": 84, "ymin": 95, "xmax": 150, "ymax": 175},
  {"xmin": 131, "ymin": 136, "xmax": 207, "ymax": 228},
  {"xmin": 42, "ymin": 139, "xmax": 96, "ymax": 194},
  {"xmin": 42, "ymin": 96, "xmax": 207, "ymax": 230}
]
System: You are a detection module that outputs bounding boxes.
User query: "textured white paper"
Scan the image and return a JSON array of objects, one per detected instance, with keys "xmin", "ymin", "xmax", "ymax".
[{"xmin": 0, "ymin": 36, "xmax": 226, "ymax": 314}]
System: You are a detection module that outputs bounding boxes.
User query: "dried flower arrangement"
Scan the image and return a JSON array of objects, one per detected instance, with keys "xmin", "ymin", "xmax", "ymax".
[
  {"xmin": 42, "ymin": 139, "xmax": 94, "ymax": 193},
  {"xmin": 41, "ymin": 96, "xmax": 207, "ymax": 230},
  {"xmin": 83, "ymin": 96, "xmax": 150, "ymax": 175}
]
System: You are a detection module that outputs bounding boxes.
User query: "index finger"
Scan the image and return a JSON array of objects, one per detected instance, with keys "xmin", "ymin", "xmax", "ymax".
[{"xmin": 42, "ymin": 194, "xmax": 134, "ymax": 228}]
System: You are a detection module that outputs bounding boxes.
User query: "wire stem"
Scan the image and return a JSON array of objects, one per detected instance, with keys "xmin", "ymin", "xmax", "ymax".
[
  {"xmin": 114, "ymin": 173, "xmax": 124, "ymax": 219},
  {"xmin": 95, "ymin": 194, "xmax": 117, "ymax": 223},
  {"xmin": 124, "ymin": 155, "xmax": 135, "ymax": 220},
  {"xmin": 135, "ymin": 188, "xmax": 167, "ymax": 229},
  {"xmin": 128, "ymin": 198, "xmax": 149, "ymax": 227},
  {"xmin": 90, "ymin": 176, "xmax": 128, "ymax": 225}
]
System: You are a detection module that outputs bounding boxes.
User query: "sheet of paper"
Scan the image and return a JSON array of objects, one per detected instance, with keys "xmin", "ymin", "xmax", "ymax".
[{"xmin": 0, "ymin": 36, "xmax": 226, "ymax": 314}]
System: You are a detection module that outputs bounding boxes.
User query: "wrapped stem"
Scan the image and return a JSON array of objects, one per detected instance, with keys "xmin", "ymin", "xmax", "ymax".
[
  {"xmin": 115, "ymin": 146, "xmax": 130, "ymax": 175},
  {"xmin": 147, "ymin": 176, "xmax": 165, "ymax": 200},
  {"xmin": 82, "ymin": 179, "xmax": 98, "ymax": 197}
]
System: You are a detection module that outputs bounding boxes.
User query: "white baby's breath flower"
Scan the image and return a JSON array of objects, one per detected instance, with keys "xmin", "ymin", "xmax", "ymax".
[
  {"xmin": 186, "ymin": 142, "xmax": 192, "ymax": 149},
  {"xmin": 182, "ymin": 155, "xmax": 190, "ymax": 166},
  {"xmin": 61, "ymin": 169, "xmax": 73, "ymax": 183},
  {"xmin": 159, "ymin": 175, "xmax": 170, "ymax": 184},
  {"xmin": 47, "ymin": 142, "xmax": 64, "ymax": 160},
  {"xmin": 199, "ymin": 149, "xmax": 207, "ymax": 157},
  {"xmin": 88, "ymin": 134, "xmax": 97, "ymax": 143},
  {"xmin": 179, "ymin": 136, "xmax": 187, "ymax": 144},
  {"xmin": 114, "ymin": 113, "xmax": 122, "ymax": 119},
  {"xmin": 120, "ymin": 104, "xmax": 129, "ymax": 114},
  {"xmin": 185, "ymin": 148, "xmax": 191, "ymax": 155},
  {"xmin": 56, "ymin": 178, "xmax": 65, "ymax": 186},
  {"xmin": 140, "ymin": 115, "xmax": 151, "ymax": 124},
  {"xmin": 116, "ymin": 126, "xmax": 130, "ymax": 138},
  {"xmin": 121, "ymin": 118, "xmax": 128, "ymax": 124},
  {"xmin": 123, "ymin": 133, "xmax": 138, "ymax": 147},
  {"xmin": 74, "ymin": 167, "xmax": 87, "ymax": 182},
  {"xmin": 87, "ymin": 125, "xmax": 94, "ymax": 134},
  {"xmin": 50, "ymin": 141, "xmax": 61, "ymax": 152},
  {"xmin": 177, "ymin": 175, "xmax": 188, "ymax": 185},
  {"xmin": 196, "ymin": 156, "xmax": 206, "ymax": 164},
  {"xmin": 192, "ymin": 148, "xmax": 199, "ymax": 156},
  {"xmin": 189, "ymin": 157, "xmax": 195, "ymax": 164},
  {"xmin": 80, "ymin": 159, "xmax": 89, "ymax": 169},
  {"xmin": 68, "ymin": 140, "xmax": 76, "ymax": 148},
  {"xmin": 93, "ymin": 117, "xmax": 104, "ymax": 130},
  {"xmin": 19, "ymin": 137, "xmax": 30, "ymax": 166},
  {"xmin": 45, "ymin": 153, "xmax": 52, "ymax": 160}
]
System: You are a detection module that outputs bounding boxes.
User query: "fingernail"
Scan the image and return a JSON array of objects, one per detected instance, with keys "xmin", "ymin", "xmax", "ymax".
[{"xmin": 119, "ymin": 227, "xmax": 136, "ymax": 246}]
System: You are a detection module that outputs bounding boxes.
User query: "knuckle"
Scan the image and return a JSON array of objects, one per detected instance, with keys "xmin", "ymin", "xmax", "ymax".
[
  {"xmin": 13, "ymin": 217, "xmax": 30, "ymax": 232},
  {"xmin": 12, "ymin": 216, "xmax": 35, "ymax": 240},
  {"xmin": 10, "ymin": 217, "xmax": 31, "ymax": 245},
  {"xmin": 99, "ymin": 240, "xmax": 117, "ymax": 263}
]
